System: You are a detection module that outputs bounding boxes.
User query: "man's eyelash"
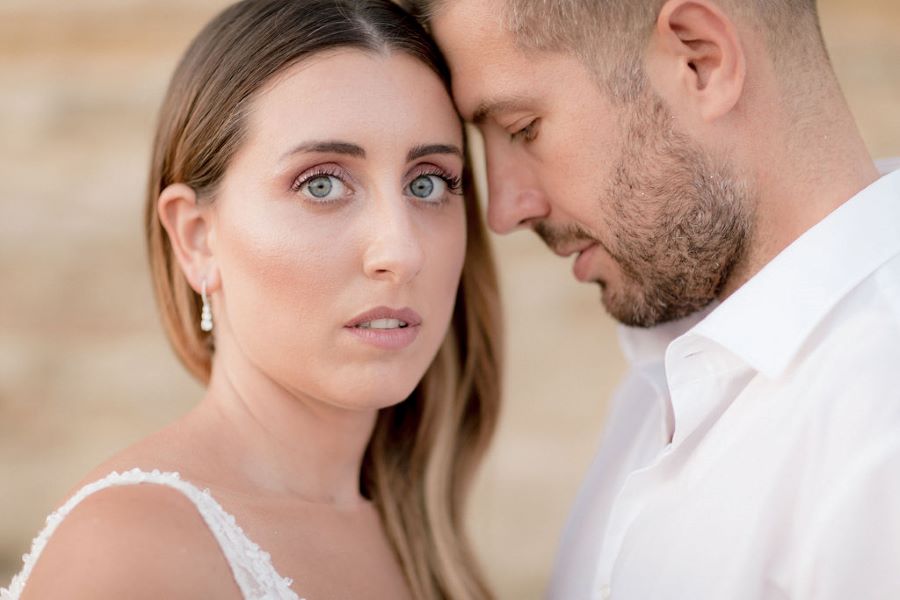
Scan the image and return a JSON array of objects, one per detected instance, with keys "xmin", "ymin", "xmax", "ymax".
[{"xmin": 511, "ymin": 119, "xmax": 539, "ymax": 142}]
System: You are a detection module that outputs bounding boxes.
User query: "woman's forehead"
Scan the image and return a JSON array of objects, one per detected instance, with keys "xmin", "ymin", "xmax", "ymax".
[{"xmin": 244, "ymin": 50, "xmax": 463, "ymax": 158}]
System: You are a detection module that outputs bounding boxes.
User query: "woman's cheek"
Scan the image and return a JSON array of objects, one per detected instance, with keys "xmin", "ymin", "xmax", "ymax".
[
  {"xmin": 425, "ymin": 208, "xmax": 467, "ymax": 315},
  {"xmin": 217, "ymin": 210, "xmax": 350, "ymax": 357}
]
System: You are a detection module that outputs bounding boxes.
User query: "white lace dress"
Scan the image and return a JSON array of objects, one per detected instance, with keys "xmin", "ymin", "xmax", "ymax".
[{"xmin": 0, "ymin": 468, "xmax": 303, "ymax": 600}]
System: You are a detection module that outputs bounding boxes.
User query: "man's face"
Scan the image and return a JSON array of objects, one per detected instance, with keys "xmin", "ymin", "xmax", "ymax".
[{"xmin": 432, "ymin": 0, "xmax": 755, "ymax": 327}]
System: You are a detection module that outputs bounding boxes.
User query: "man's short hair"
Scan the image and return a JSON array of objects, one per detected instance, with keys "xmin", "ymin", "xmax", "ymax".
[{"xmin": 410, "ymin": 0, "xmax": 829, "ymax": 101}]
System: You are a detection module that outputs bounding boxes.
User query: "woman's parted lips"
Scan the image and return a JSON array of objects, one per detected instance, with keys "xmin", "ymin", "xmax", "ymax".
[{"xmin": 344, "ymin": 306, "xmax": 422, "ymax": 329}]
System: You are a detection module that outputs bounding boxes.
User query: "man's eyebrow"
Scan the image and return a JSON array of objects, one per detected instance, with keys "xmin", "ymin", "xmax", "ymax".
[
  {"xmin": 279, "ymin": 140, "xmax": 365, "ymax": 162},
  {"xmin": 407, "ymin": 144, "xmax": 463, "ymax": 162},
  {"xmin": 471, "ymin": 97, "xmax": 531, "ymax": 125}
]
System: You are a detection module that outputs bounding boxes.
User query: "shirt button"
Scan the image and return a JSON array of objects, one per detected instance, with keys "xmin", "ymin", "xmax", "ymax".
[{"xmin": 599, "ymin": 584, "xmax": 611, "ymax": 599}]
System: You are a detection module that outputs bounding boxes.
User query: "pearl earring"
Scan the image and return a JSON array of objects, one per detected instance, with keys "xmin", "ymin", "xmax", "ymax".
[{"xmin": 200, "ymin": 279, "xmax": 213, "ymax": 333}]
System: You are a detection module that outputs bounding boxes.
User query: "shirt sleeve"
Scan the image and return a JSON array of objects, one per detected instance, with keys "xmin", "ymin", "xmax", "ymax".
[{"xmin": 791, "ymin": 434, "xmax": 900, "ymax": 599}]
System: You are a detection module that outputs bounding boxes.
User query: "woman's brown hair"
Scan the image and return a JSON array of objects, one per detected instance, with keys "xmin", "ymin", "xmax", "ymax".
[{"xmin": 144, "ymin": 1, "xmax": 501, "ymax": 598}]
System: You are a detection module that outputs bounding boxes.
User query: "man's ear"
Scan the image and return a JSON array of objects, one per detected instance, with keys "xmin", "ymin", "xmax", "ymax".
[
  {"xmin": 157, "ymin": 183, "xmax": 219, "ymax": 292},
  {"xmin": 647, "ymin": 0, "xmax": 746, "ymax": 122}
]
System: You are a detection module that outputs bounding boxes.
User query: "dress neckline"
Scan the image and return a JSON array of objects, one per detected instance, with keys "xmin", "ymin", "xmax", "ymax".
[{"xmin": 1, "ymin": 468, "xmax": 302, "ymax": 600}]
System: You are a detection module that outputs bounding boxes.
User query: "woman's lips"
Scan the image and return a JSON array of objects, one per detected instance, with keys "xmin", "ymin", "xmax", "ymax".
[
  {"xmin": 345, "ymin": 325, "xmax": 420, "ymax": 350},
  {"xmin": 344, "ymin": 306, "xmax": 422, "ymax": 350},
  {"xmin": 573, "ymin": 243, "xmax": 601, "ymax": 282}
]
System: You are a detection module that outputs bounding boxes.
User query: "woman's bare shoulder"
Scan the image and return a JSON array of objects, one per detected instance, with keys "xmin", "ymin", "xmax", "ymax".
[
  {"xmin": 68, "ymin": 416, "xmax": 218, "ymax": 494},
  {"xmin": 20, "ymin": 477, "xmax": 240, "ymax": 600}
]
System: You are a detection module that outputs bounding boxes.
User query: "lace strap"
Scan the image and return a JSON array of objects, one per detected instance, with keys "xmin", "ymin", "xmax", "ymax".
[{"xmin": 1, "ymin": 468, "xmax": 300, "ymax": 600}]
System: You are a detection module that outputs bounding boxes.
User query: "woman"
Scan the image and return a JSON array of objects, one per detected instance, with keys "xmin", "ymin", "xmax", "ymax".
[{"xmin": 1, "ymin": 0, "xmax": 501, "ymax": 598}]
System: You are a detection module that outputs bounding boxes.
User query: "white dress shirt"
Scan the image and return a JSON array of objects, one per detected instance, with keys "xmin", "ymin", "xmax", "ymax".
[{"xmin": 549, "ymin": 168, "xmax": 900, "ymax": 600}]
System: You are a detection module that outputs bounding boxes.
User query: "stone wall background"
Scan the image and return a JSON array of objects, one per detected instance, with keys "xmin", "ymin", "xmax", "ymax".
[{"xmin": 1, "ymin": 1, "xmax": 898, "ymax": 597}]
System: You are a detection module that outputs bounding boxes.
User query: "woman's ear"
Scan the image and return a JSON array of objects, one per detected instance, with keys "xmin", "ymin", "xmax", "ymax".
[
  {"xmin": 647, "ymin": 0, "xmax": 746, "ymax": 122},
  {"xmin": 157, "ymin": 183, "xmax": 219, "ymax": 292}
]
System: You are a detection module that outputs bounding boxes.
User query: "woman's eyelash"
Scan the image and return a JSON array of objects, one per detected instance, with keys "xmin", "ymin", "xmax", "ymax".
[
  {"xmin": 416, "ymin": 168, "xmax": 463, "ymax": 194},
  {"xmin": 291, "ymin": 167, "xmax": 343, "ymax": 192},
  {"xmin": 291, "ymin": 166, "xmax": 463, "ymax": 196}
]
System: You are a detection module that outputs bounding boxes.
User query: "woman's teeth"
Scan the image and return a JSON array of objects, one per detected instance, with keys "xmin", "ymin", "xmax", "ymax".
[{"xmin": 356, "ymin": 319, "xmax": 409, "ymax": 329}]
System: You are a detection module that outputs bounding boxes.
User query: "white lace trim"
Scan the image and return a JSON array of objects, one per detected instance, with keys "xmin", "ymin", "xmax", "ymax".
[{"xmin": 0, "ymin": 468, "xmax": 302, "ymax": 600}]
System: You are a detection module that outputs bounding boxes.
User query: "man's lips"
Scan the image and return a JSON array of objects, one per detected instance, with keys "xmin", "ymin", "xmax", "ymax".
[
  {"xmin": 546, "ymin": 237, "xmax": 603, "ymax": 283},
  {"xmin": 550, "ymin": 239, "xmax": 597, "ymax": 258},
  {"xmin": 573, "ymin": 243, "xmax": 601, "ymax": 282}
]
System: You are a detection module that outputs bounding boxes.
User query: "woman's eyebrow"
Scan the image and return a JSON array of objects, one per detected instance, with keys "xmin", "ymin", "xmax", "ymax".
[
  {"xmin": 407, "ymin": 144, "xmax": 463, "ymax": 162},
  {"xmin": 278, "ymin": 141, "xmax": 462, "ymax": 164},
  {"xmin": 279, "ymin": 140, "xmax": 366, "ymax": 162}
]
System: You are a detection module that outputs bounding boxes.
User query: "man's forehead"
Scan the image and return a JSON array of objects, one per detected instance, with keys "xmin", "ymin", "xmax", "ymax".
[
  {"xmin": 430, "ymin": 0, "xmax": 504, "ymax": 35},
  {"xmin": 431, "ymin": 0, "xmax": 510, "ymax": 64},
  {"xmin": 430, "ymin": 0, "xmax": 527, "ymax": 120}
]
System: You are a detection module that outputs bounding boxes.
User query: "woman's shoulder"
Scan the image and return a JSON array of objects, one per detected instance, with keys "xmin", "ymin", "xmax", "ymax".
[
  {"xmin": 57, "ymin": 418, "xmax": 217, "ymax": 505},
  {"xmin": 19, "ymin": 470, "xmax": 240, "ymax": 600},
  {"xmin": 73, "ymin": 420, "xmax": 202, "ymax": 489}
]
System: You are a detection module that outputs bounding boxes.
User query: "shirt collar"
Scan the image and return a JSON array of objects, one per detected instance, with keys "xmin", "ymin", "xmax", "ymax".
[
  {"xmin": 617, "ymin": 306, "xmax": 713, "ymax": 368},
  {"xmin": 691, "ymin": 170, "xmax": 900, "ymax": 378}
]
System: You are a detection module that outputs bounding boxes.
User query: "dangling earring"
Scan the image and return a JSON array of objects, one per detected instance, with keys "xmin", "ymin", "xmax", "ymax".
[{"xmin": 200, "ymin": 279, "xmax": 214, "ymax": 333}]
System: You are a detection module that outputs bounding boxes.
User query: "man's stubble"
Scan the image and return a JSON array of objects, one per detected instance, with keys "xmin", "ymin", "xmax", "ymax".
[{"xmin": 537, "ymin": 90, "xmax": 756, "ymax": 327}]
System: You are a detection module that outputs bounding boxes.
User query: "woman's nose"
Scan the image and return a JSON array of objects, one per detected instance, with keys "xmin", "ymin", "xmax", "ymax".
[{"xmin": 361, "ymin": 197, "xmax": 425, "ymax": 285}]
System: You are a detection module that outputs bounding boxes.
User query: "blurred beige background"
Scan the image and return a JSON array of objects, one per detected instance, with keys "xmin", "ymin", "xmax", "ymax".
[{"xmin": 1, "ymin": 1, "xmax": 898, "ymax": 597}]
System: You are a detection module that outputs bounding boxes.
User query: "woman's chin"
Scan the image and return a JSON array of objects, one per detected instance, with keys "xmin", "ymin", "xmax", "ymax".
[
  {"xmin": 354, "ymin": 381, "xmax": 422, "ymax": 411},
  {"xmin": 310, "ymin": 374, "xmax": 423, "ymax": 412}
]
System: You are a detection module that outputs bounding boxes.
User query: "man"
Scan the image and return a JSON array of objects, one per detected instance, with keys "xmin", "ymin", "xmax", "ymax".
[{"xmin": 409, "ymin": 0, "xmax": 900, "ymax": 598}]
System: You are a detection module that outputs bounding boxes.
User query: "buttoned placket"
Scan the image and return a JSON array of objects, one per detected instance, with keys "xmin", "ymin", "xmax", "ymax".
[{"xmin": 590, "ymin": 334, "xmax": 748, "ymax": 598}]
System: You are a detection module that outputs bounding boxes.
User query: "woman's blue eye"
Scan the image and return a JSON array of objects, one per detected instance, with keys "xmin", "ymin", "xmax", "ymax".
[
  {"xmin": 300, "ymin": 174, "xmax": 345, "ymax": 202},
  {"xmin": 408, "ymin": 174, "xmax": 447, "ymax": 202},
  {"xmin": 410, "ymin": 175, "xmax": 434, "ymax": 198},
  {"xmin": 307, "ymin": 176, "xmax": 332, "ymax": 197}
]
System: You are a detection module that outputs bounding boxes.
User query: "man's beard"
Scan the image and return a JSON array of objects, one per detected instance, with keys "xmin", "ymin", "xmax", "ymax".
[{"xmin": 537, "ymin": 92, "xmax": 756, "ymax": 328}]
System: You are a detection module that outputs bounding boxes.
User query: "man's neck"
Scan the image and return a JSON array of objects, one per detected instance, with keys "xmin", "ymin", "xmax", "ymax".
[{"xmin": 718, "ymin": 106, "xmax": 880, "ymax": 299}]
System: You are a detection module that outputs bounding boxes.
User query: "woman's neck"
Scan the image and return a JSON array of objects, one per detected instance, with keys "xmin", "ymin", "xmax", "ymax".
[{"xmin": 186, "ymin": 341, "xmax": 379, "ymax": 509}]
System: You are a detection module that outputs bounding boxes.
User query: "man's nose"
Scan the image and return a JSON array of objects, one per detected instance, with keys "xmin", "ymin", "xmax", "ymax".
[
  {"xmin": 361, "ymin": 195, "xmax": 425, "ymax": 285},
  {"xmin": 484, "ymin": 151, "xmax": 550, "ymax": 234}
]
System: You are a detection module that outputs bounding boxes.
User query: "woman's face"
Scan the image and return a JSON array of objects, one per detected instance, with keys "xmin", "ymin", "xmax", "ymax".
[{"xmin": 207, "ymin": 50, "xmax": 467, "ymax": 409}]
